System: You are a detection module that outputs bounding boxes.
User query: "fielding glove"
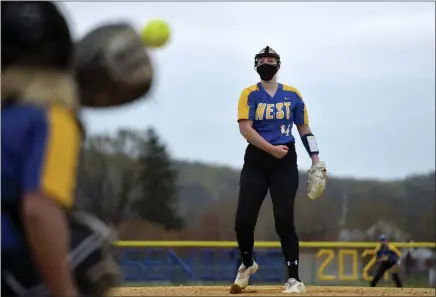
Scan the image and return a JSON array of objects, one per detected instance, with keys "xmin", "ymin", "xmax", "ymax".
[{"xmin": 307, "ymin": 161, "xmax": 327, "ymax": 200}]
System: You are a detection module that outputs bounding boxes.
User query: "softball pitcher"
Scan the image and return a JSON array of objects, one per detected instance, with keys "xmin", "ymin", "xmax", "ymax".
[{"xmin": 231, "ymin": 46, "xmax": 327, "ymax": 294}]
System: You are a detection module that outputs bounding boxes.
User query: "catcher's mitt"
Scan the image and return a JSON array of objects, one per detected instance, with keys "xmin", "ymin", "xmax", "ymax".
[
  {"xmin": 74, "ymin": 23, "xmax": 154, "ymax": 108},
  {"xmin": 69, "ymin": 211, "xmax": 122, "ymax": 297},
  {"xmin": 1, "ymin": 211, "xmax": 121, "ymax": 297},
  {"xmin": 307, "ymin": 161, "xmax": 327, "ymax": 200}
]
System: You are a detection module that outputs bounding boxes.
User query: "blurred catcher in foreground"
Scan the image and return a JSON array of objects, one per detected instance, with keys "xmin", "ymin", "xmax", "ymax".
[
  {"xmin": 370, "ymin": 235, "xmax": 403, "ymax": 288},
  {"xmin": 1, "ymin": 1, "xmax": 154, "ymax": 296}
]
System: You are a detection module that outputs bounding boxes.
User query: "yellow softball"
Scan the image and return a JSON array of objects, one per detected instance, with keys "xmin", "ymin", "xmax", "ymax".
[{"xmin": 141, "ymin": 19, "xmax": 171, "ymax": 48}]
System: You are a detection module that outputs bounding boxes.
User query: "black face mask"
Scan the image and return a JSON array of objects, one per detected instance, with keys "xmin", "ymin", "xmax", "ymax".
[{"xmin": 256, "ymin": 64, "xmax": 279, "ymax": 81}]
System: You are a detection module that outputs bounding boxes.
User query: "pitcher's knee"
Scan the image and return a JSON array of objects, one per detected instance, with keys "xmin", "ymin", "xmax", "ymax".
[
  {"xmin": 234, "ymin": 214, "xmax": 257, "ymax": 234},
  {"xmin": 274, "ymin": 217, "xmax": 296, "ymax": 238}
]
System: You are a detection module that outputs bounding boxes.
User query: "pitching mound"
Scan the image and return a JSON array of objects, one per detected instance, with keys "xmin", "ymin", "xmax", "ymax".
[{"xmin": 112, "ymin": 285, "xmax": 435, "ymax": 296}]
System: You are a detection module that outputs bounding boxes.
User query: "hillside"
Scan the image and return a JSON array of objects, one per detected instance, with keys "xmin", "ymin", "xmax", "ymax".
[
  {"xmin": 121, "ymin": 158, "xmax": 435, "ymax": 242},
  {"xmin": 76, "ymin": 129, "xmax": 435, "ymax": 242}
]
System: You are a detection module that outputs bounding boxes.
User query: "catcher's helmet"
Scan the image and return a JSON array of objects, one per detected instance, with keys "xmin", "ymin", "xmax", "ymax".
[
  {"xmin": 254, "ymin": 46, "xmax": 281, "ymax": 68},
  {"xmin": 1, "ymin": 1, "xmax": 74, "ymax": 70}
]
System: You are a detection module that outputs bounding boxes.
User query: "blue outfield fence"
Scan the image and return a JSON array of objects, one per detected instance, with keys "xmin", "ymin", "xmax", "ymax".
[
  {"xmin": 118, "ymin": 247, "xmax": 285, "ymax": 284},
  {"xmin": 114, "ymin": 241, "xmax": 436, "ymax": 287}
]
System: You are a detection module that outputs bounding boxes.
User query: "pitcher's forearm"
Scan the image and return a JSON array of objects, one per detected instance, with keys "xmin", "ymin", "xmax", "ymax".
[{"xmin": 240, "ymin": 124, "xmax": 273, "ymax": 153}]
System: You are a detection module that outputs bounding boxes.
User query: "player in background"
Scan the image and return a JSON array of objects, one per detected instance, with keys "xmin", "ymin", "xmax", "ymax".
[
  {"xmin": 1, "ymin": 2, "xmax": 153, "ymax": 296},
  {"xmin": 370, "ymin": 234, "xmax": 403, "ymax": 288},
  {"xmin": 231, "ymin": 46, "xmax": 327, "ymax": 294}
]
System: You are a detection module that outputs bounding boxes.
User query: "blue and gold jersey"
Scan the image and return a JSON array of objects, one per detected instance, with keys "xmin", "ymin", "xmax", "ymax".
[
  {"xmin": 237, "ymin": 83, "xmax": 309, "ymax": 145},
  {"xmin": 375, "ymin": 243, "xmax": 401, "ymax": 262},
  {"xmin": 1, "ymin": 103, "xmax": 81, "ymax": 251}
]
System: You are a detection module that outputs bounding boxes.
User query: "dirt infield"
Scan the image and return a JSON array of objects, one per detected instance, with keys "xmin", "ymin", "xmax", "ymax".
[{"xmin": 112, "ymin": 286, "xmax": 435, "ymax": 296}]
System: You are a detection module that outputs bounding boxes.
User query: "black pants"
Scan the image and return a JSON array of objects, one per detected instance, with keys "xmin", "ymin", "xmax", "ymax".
[
  {"xmin": 370, "ymin": 261, "xmax": 402, "ymax": 287},
  {"xmin": 235, "ymin": 142, "xmax": 300, "ymax": 279}
]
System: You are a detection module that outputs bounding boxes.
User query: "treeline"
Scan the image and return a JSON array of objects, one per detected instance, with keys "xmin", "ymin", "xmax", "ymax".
[{"xmin": 75, "ymin": 128, "xmax": 435, "ymax": 242}]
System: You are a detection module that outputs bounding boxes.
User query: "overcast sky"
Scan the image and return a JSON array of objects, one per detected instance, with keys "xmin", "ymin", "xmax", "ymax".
[{"xmin": 63, "ymin": 2, "xmax": 435, "ymax": 180}]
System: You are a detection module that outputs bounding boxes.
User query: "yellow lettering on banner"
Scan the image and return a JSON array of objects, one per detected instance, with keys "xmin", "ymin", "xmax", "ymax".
[
  {"xmin": 338, "ymin": 249, "xmax": 358, "ymax": 281},
  {"xmin": 316, "ymin": 248, "xmax": 396, "ymax": 282},
  {"xmin": 362, "ymin": 249, "xmax": 389, "ymax": 281},
  {"xmin": 316, "ymin": 249, "xmax": 336, "ymax": 280}
]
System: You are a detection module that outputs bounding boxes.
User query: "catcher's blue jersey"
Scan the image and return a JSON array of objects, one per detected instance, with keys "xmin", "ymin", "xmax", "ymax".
[
  {"xmin": 237, "ymin": 83, "xmax": 308, "ymax": 145},
  {"xmin": 1, "ymin": 103, "xmax": 81, "ymax": 251}
]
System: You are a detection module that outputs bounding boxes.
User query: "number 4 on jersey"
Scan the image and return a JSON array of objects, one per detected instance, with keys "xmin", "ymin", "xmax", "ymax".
[{"xmin": 281, "ymin": 124, "xmax": 291, "ymax": 136}]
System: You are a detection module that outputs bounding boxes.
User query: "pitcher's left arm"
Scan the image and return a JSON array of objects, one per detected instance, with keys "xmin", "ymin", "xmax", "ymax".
[{"xmin": 294, "ymin": 92, "xmax": 320, "ymax": 164}]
